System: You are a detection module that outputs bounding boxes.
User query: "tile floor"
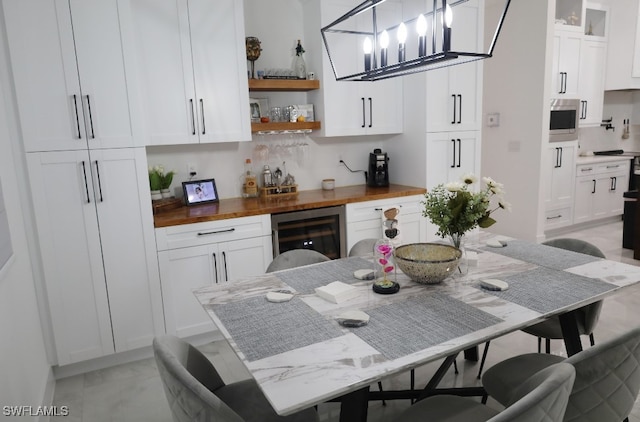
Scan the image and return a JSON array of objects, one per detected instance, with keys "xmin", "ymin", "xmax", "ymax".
[{"xmin": 51, "ymin": 220, "xmax": 640, "ymax": 421}]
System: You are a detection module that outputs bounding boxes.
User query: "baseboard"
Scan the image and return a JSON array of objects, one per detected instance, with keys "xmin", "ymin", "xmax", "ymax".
[
  {"xmin": 52, "ymin": 331, "xmax": 223, "ymax": 380},
  {"xmin": 544, "ymin": 215, "xmax": 623, "ymax": 239}
]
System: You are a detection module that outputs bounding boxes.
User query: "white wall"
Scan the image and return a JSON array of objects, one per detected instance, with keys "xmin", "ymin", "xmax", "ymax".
[
  {"xmin": 0, "ymin": 14, "xmax": 53, "ymax": 415},
  {"xmin": 481, "ymin": 0, "xmax": 553, "ymax": 242},
  {"xmin": 146, "ymin": 0, "xmax": 396, "ymax": 199}
]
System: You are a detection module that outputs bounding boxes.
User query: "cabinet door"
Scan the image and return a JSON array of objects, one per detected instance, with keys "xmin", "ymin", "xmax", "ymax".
[
  {"xmin": 129, "ymin": 0, "xmax": 198, "ymax": 145},
  {"xmin": 3, "ymin": 0, "xmax": 86, "ymax": 152},
  {"xmin": 608, "ymin": 173, "xmax": 628, "ymax": 215},
  {"xmin": 546, "ymin": 145, "xmax": 576, "ymax": 208},
  {"xmin": 426, "ymin": 132, "xmax": 479, "ymax": 189},
  {"xmin": 187, "ymin": 0, "xmax": 251, "ymax": 142},
  {"xmin": 573, "ymin": 176, "xmax": 594, "ymax": 224},
  {"xmin": 89, "ymin": 148, "xmax": 163, "ymax": 351},
  {"xmin": 26, "ymin": 151, "xmax": 114, "ymax": 365},
  {"xmin": 158, "ymin": 245, "xmax": 218, "ymax": 338},
  {"xmin": 579, "ymin": 40, "xmax": 606, "ymax": 126},
  {"xmin": 3, "ymin": 0, "xmax": 137, "ymax": 152},
  {"xmin": 551, "ymin": 32, "xmax": 582, "ymax": 97},
  {"xmin": 220, "ymin": 236, "xmax": 272, "ymax": 282},
  {"xmin": 426, "ymin": 0, "xmax": 482, "ymax": 132}
]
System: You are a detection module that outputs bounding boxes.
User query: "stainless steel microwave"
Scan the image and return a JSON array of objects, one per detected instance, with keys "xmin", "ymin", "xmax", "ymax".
[{"xmin": 549, "ymin": 98, "xmax": 579, "ymax": 142}]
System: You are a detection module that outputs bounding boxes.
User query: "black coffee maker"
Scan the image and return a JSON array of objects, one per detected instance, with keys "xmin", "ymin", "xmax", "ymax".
[{"xmin": 367, "ymin": 148, "xmax": 389, "ymax": 187}]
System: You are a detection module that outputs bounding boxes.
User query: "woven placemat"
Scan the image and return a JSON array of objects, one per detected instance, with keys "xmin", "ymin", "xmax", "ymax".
[
  {"xmin": 479, "ymin": 267, "xmax": 616, "ymax": 314},
  {"xmin": 274, "ymin": 256, "xmax": 373, "ymax": 294},
  {"xmin": 351, "ymin": 292, "xmax": 502, "ymax": 360},
  {"xmin": 212, "ymin": 296, "xmax": 343, "ymax": 362},
  {"xmin": 482, "ymin": 240, "xmax": 601, "ymax": 270}
]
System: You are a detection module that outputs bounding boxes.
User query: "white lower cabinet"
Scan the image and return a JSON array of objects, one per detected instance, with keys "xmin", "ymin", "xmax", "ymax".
[
  {"xmin": 345, "ymin": 195, "xmax": 426, "ymax": 251},
  {"xmin": 574, "ymin": 160, "xmax": 629, "ymax": 224},
  {"xmin": 26, "ymin": 148, "xmax": 163, "ymax": 365},
  {"xmin": 545, "ymin": 142, "xmax": 577, "ymax": 230},
  {"xmin": 156, "ymin": 215, "xmax": 272, "ymax": 338}
]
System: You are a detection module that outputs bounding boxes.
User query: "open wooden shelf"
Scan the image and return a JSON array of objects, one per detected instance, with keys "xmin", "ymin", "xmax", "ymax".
[
  {"xmin": 248, "ymin": 79, "xmax": 320, "ymax": 92},
  {"xmin": 251, "ymin": 121, "xmax": 321, "ymax": 133}
]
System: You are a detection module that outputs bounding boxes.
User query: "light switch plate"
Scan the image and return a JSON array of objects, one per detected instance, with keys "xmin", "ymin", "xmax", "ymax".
[{"xmin": 487, "ymin": 113, "xmax": 500, "ymax": 127}]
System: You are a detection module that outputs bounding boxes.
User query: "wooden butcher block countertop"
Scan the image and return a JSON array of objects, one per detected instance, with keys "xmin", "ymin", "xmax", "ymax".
[{"xmin": 154, "ymin": 184, "xmax": 426, "ymax": 228}]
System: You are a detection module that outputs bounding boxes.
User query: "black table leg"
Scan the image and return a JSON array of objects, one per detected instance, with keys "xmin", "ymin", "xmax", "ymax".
[
  {"xmin": 559, "ymin": 309, "xmax": 583, "ymax": 356},
  {"xmin": 463, "ymin": 345, "xmax": 479, "ymax": 361},
  {"xmin": 339, "ymin": 387, "xmax": 369, "ymax": 422}
]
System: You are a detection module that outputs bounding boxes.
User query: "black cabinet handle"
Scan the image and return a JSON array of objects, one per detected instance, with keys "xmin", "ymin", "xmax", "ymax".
[
  {"xmin": 451, "ymin": 139, "xmax": 456, "ymax": 168},
  {"xmin": 190, "ymin": 99, "xmax": 196, "ymax": 135},
  {"xmin": 547, "ymin": 214, "xmax": 562, "ymax": 220},
  {"xmin": 197, "ymin": 228, "xmax": 235, "ymax": 236},
  {"xmin": 451, "ymin": 94, "xmax": 456, "ymax": 124},
  {"xmin": 457, "ymin": 94, "xmax": 462, "ymax": 124},
  {"xmin": 457, "ymin": 139, "xmax": 461, "ymax": 167},
  {"xmin": 222, "ymin": 251, "xmax": 228, "ymax": 281},
  {"xmin": 554, "ymin": 148, "xmax": 560, "ymax": 168},
  {"xmin": 212, "ymin": 252, "xmax": 218, "ymax": 284},
  {"xmin": 199, "ymin": 99, "xmax": 205, "ymax": 135},
  {"xmin": 592, "ymin": 179, "xmax": 596, "ymax": 194},
  {"xmin": 81, "ymin": 161, "xmax": 90, "ymax": 204},
  {"xmin": 361, "ymin": 98, "xmax": 366, "ymax": 128},
  {"xmin": 368, "ymin": 97, "xmax": 373, "ymax": 128},
  {"xmin": 85, "ymin": 95, "xmax": 95, "ymax": 139},
  {"xmin": 94, "ymin": 160, "xmax": 103, "ymax": 202},
  {"xmin": 559, "ymin": 146, "xmax": 563, "ymax": 167},
  {"xmin": 611, "ymin": 176, "xmax": 617, "ymax": 191},
  {"xmin": 73, "ymin": 95, "xmax": 82, "ymax": 139}
]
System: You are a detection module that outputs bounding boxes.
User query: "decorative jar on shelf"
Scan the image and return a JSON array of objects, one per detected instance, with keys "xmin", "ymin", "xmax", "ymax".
[{"xmin": 150, "ymin": 190, "xmax": 163, "ymax": 201}]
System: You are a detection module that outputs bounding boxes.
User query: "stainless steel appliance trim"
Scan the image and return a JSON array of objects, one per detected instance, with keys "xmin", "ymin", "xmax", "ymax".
[
  {"xmin": 549, "ymin": 98, "xmax": 580, "ymax": 142},
  {"xmin": 271, "ymin": 205, "xmax": 347, "ymax": 258}
]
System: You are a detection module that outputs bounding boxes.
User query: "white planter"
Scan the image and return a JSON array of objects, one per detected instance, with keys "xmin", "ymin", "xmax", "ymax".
[
  {"xmin": 150, "ymin": 190, "xmax": 163, "ymax": 201},
  {"xmin": 161, "ymin": 188, "xmax": 172, "ymax": 199}
]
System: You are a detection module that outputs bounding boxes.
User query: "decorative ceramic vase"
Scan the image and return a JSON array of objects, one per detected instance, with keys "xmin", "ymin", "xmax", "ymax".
[
  {"xmin": 161, "ymin": 188, "xmax": 172, "ymax": 199},
  {"xmin": 373, "ymin": 239, "xmax": 399, "ymax": 294},
  {"xmin": 150, "ymin": 190, "xmax": 162, "ymax": 201}
]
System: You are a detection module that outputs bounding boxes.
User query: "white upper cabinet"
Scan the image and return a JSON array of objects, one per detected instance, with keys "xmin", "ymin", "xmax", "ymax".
[
  {"xmin": 550, "ymin": 32, "xmax": 582, "ymax": 98},
  {"xmin": 2, "ymin": 0, "xmax": 140, "ymax": 152},
  {"xmin": 130, "ymin": 0, "xmax": 251, "ymax": 145},
  {"xmin": 426, "ymin": 0, "xmax": 482, "ymax": 132},
  {"xmin": 605, "ymin": 0, "xmax": 640, "ymax": 89},
  {"xmin": 578, "ymin": 39, "xmax": 606, "ymax": 126},
  {"xmin": 303, "ymin": 0, "xmax": 403, "ymax": 137}
]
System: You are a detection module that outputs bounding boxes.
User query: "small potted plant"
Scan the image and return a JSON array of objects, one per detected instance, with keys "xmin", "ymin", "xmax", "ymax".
[
  {"xmin": 148, "ymin": 166, "xmax": 163, "ymax": 201},
  {"xmin": 160, "ymin": 169, "xmax": 175, "ymax": 198}
]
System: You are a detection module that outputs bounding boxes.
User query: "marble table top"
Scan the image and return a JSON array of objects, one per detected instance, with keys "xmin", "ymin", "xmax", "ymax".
[{"xmin": 194, "ymin": 233, "xmax": 640, "ymax": 416}]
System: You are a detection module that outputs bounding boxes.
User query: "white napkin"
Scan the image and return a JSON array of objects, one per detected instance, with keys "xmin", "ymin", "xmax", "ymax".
[{"xmin": 315, "ymin": 281, "xmax": 359, "ymax": 304}]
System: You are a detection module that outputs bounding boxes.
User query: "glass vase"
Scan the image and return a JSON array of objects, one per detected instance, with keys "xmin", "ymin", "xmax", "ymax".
[
  {"xmin": 373, "ymin": 239, "xmax": 399, "ymax": 294},
  {"xmin": 449, "ymin": 234, "xmax": 468, "ymax": 275}
]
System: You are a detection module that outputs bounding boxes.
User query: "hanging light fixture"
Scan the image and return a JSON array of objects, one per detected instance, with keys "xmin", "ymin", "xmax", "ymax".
[{"xmin": 321, "ymin": 0, "xmax": 512, "ymax": 81}]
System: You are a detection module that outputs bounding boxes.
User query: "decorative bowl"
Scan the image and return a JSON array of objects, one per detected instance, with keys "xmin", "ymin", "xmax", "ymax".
[{"xmin": 394, "ymin": 243, "xmax": 462, "ymax": 284}]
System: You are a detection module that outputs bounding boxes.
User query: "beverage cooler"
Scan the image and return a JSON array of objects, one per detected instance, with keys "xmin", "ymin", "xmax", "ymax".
[{"xmin": 271, "ymin": 206, "xmax": 346, "ymax": 259}]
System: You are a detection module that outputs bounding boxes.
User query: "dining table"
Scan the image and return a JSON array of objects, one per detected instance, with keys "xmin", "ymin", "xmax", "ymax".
[{"xmin": 193, "ymin": 232, "xmax": 640, "ymax": 422}]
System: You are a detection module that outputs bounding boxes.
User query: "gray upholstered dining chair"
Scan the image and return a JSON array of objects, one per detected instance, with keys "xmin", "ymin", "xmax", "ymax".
[
  {"xmin": 153, "ymin": 335, "xmax": 319, "ymax": 422},
  {"xmin": 265, "ymin": 249, "xmax": 330, "ymax": 273},
  {"xmin": 522, "ymin": 238, "xmax": 606, "ymax": 353},
  {"xmin": 475, "ymin": 238, "xmax": 606, "ymax": 380},
  {"xmin": 482, "ymin": 325, "xmax": 640, "ymax": 422},
  {"xmin": 391, "ymin": 362, "xmax": 575, "ymax": 422},
  {"xmin": 348, "ymin": 238, "xmax": 378, "ymax": 257}
]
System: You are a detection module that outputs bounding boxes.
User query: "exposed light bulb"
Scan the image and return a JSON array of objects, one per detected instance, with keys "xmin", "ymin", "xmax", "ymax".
[
  {"xmin": 363, "ymin": 37, "xmax": 372, "ymax": 54},
  {"xmin": 417, "ymin": 14, "xmax": 427, "ymax": 36},
  {"xmin": 444, "ymin": 4, "xmax": 453, "ymax": 27},
  {"xmin": 380, "ymin": 30, "xmax": 389, "ymax": 49},
  {"xmin": 397, "ymin": 22, "xmax": 407, "ymax": 44}
]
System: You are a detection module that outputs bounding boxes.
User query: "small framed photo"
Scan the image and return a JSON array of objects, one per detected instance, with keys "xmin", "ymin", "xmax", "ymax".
[
  {"xmin": 249, "ymin": 98, "xmax": 269, "ymax": 122},
  {"xmin": 182, "ymin": 179, "xmax": 219, "ymax": 206},
  {"xmin": 295, "ymin": 104, "xmax": 315, "ymax": 122}
]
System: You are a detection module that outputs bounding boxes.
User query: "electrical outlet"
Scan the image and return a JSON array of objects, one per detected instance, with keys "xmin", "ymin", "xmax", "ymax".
[
  {"xmin": 187, "ymin": 163, "xmax": 197, "ymax": 177},
  {"xmin": 487, "ymin": 113, "xmax": 500, "ymax": 127}
]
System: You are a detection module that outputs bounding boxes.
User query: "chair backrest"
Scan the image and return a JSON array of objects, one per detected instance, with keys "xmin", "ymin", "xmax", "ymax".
[
  {"xmin": 542, "ymin": 238, "xmax": 606, "ymax": 334},
  {"xmin": 265, "ymin": 249, "xmax": 330, "ymax": 273},
  {"xmin": 562, "ymin": 325, "xmax": 640, "ymax": 422},
  {"xmin": 348, "ymin": 238, "xmax": 378, "ymax": 257},
  {"xmin": 153, "ymin": 335, "xmax": 244, "ymax": 422},
  {"xmin": 489, "ymin": 363, "xmax": 576, "ymax": 422}
]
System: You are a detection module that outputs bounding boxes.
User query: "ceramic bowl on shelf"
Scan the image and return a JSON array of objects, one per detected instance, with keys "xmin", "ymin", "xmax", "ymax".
[
  {"xmin": 322, "ymin": 178, "xmax": 335, "ymax": 190},
  {"xmin": 394, "ymin": 243, "xmax": 461, "ymax": 284}
]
